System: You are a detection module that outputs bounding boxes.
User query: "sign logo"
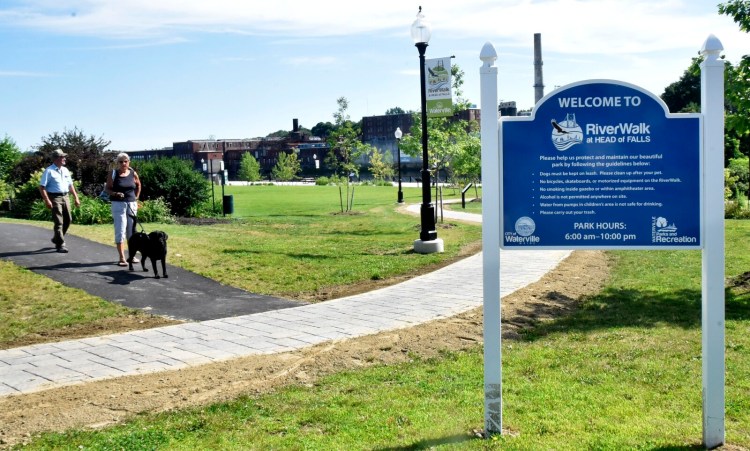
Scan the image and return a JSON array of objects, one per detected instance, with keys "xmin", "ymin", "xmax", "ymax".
[
  {"xmin": 505, "ymin": 216, "xmax": 541, "ymax": 245},
  {"xmin": 550, "ymin": 113, "xmax": 583, "ymax": 151},
  {"xmin": 651, "ymin": 216, "xmax": 697, "ymax": 244},
  {"xmin": 515, "ymin": 216, "xmax": 536, "ymax": 236}
]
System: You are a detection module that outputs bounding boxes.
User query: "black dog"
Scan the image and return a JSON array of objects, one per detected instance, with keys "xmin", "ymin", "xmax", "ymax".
[{"xmin": 127, "ymin": 230, "xmax": 169, "ymax": 279}]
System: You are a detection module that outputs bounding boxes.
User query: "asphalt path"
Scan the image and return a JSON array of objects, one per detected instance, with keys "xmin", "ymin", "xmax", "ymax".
[{"xmin": 0, "ymin": 222, "xmax": 303, "ymax": 321}]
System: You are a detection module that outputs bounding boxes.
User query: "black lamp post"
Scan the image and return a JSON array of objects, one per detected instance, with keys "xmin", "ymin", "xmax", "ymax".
[
  {"xmin": 395, "ymin": 127, "xmax": 404, "ymax": 203},
  {"xmin": 411, "ymin": 7, "xmax": 440, "ymax": 251},
  {"xmin": 220, "ymin": 152, "xmax": 226, "ymax": 217},
  {"xmin": 202, "ymin": 158, "xmax": 216, "ymax": 212}
]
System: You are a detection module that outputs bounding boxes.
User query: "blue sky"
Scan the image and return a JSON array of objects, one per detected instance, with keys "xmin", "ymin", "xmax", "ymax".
[{"xmin": 1, "ymin": 0, "xmax": 748, "ymax": 152}]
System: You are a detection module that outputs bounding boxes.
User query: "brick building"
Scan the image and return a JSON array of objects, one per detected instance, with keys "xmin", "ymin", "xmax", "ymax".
[{"xmin": 125, "ymin": 108, "xmax": 482, "ymax": 181}]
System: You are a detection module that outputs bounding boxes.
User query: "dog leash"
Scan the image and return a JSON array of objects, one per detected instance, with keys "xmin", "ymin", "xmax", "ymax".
[{"xmin": 126, "ymin": 202, "xmax": 146, "ymax": 234}]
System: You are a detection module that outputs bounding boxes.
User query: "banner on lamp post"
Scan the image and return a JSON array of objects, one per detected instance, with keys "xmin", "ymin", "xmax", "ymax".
[{"xmin": 426, "ymin": 57, "xmax": 453, "ymax": 117}]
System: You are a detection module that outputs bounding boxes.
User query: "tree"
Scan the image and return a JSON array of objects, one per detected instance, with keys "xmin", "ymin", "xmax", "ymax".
[
  {"xmin": 10, "ymin": 127, "xmax": 111, "ymax": 196},
  {"xmin": 385, "ymin": 107, "xmax": 406, "ymax": 115},
  {"xmin": 267, "ymin": 130, "xmax": 290, "ymax": 138},
  {"xmin": 660, "ymin": 2, "xmax": 750, "ymax": 163},
  {"xmin": 324, "ymin": 97, "xmax": 374, "ymax": 211},
  {"xmin": 719, "ymin": 0, "xmax": 750, "ymax": 207},
  {"xmin": 368, "ymin": 147, "xmax": 394, "ymax": 182},
  {"xmin": 661, "ymin": 56, "xmax": 702, "ymax": 113},
  {"xmin": 271, "ymin": 152, "xmax": 301, "ymax": 181},
  {"xmin": 720, "ymin": 1, "xmax": 750, "ymax": 138},
  {"xmin": 450, "ymin": 128, "xmax": 482, "ymax": 187},
  {"xmin": 332, "ymin": 96, "xmax": 350, "ymax": 125},
  {"xmin": 325, "ymin": 97, "xmax": 372, "ymax": 178},
  {"xmin": 237, "ymin": 152, "xmax": 261, "ymax": 182},
  {"xmin": 719, "ymin": 0, "xmax": 750, "ymax": 30},
  {"xmin": 0, "ymin": 135, "xmax": 22, "ymax": 182},
  {"xmin": 311, "ymin": 121, "xmax": 335, "ymax": 139},
  {"xmin": 659, "ymin": 40, "xmax": 749, "ymax": 164},
  {"xmin": 296, "ymin": 124, "xmax": 312, "ymax": 136}
]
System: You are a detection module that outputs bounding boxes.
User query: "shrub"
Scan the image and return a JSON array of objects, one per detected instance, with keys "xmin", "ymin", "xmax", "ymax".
[
  {"xmin": 11, "ymin": 169, "xmax": 44, "ymax": 219},
  {"xmin": 0, "ymin": 179, "xmax": 9, "ymax": 201},
  {"xmin": 28, "ymin": 195, "xmax": 174, "ymax": 225},
  {"xmin": 137, "ymin": 198, "xmax": 174, "ymax": 223},
  {"xmin": 74, "ymin": 196, "xmax": 112, "ymax": 224},
  {"xmin": 136, "ymin": 157, "xmax": 210, "ymax": 217},
  {"xmin": 0, "ymin": 179, "xmax": 12, "ymax": 212},
  {"xmin": 726, "ymin": 199, "xmax": 750, "ymax": 219},
  {"xmin": 185, "ymin": 199, "xmax": 222, "ymax": 218},
  {"xmin": 28, "ymin": 199, "xmax": 51, "ymax": 221},
  {"xmin": 315, "ymin": 175, "xmax": 346, "ymax": 186},
  {"xmin": 360, "ymin": 179, "xmax": 393, "ymax": 187},
  {"xmin": 30, "ymin": 196, "xmax": 110, "ymax": 224},
  {"xmin": 727, "ymin": 156, "xmax": 749, "ymax": 199}
]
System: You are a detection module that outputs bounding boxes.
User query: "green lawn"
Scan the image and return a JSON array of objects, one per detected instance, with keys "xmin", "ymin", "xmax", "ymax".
[
  {"xmin": 90, "ymin": 185, "xmax": 480, "ymax": 297},
  {"xmin": 445, "ymin": 198, "xmax": 483, "ymax": 213},
  {"xmin": 16, "ymin": 219, "xmax": 750, "ymax": 449},
  {"xmin": 0, "ymin": 259, "xmax": 151, "ymax": 347},
  {"xmin": 1, "ymin": 185, "xmax": 481, "ymax": 347}
]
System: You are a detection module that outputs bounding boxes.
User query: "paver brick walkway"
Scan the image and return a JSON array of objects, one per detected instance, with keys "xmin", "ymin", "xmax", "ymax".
[{"xmin": 0, "ymin": 207, "xmax": 570, "ymax": 397}]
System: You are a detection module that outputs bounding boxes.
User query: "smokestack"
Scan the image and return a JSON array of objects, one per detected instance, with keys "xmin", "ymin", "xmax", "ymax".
[
  {"xmin": 293, "ymin": 118, "xmax": 299, "ymax": 132},
  {"xmin": 533, "ymin": 33, "xmax": 544, "ymax": 104}
]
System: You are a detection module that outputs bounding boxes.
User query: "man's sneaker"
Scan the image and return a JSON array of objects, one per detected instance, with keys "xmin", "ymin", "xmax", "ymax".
[{"xmin": 57, "ymin": 246, "xmax": 69, "ymax": 253}]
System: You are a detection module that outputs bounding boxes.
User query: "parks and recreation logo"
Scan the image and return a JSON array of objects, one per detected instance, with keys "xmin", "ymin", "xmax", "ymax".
[
  {"xmin": 651, "ymin": 216, "xmax": 697, "ymax": 244},
  {"xmin": 505, "ymin": 216, "xmax": 540, "ymax": 244}
]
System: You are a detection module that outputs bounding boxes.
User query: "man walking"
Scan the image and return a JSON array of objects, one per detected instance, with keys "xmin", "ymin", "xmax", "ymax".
[{"xmin": 38, "ymin": 149, "xmax": 81, "ymax": 253}]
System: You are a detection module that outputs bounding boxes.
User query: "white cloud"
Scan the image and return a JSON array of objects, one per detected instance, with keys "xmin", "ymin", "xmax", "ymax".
[
  {"xmin": 0, "ymin": 0, "xmax": 420, "ymax": 38},
  {"xmin": 0, "ymin": 70, "xmax": 51, "ymax": 77},
  {"xmin": 2, "ymin": 0, "xmax": 747, "ymax": 61},
  {"xmin": 3, "ymin": 0, "xmax": 749, "ymax": 151},
  {"xmin": 282, "ymin": 56, "xmax": 338, "ymax": 66}
]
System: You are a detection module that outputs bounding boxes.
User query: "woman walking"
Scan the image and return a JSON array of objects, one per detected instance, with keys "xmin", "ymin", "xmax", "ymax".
[{"xmin": 104, "ymin": 153, "xmax": 141, "ymax": 266}]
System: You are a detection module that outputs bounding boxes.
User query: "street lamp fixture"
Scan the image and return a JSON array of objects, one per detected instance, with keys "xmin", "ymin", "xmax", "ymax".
[
  {"xmin": 411, "ymin": 6, "xmax": 443, "ymax": 253},
  {"xmin": 395, "ymin": 127, "xmax": 404, "ymax": 203}
]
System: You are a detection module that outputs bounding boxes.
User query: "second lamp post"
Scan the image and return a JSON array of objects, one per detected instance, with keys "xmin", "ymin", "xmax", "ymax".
[{"xmin": 395, "ymin": 127, "xmax": 404, "ymax": 203}]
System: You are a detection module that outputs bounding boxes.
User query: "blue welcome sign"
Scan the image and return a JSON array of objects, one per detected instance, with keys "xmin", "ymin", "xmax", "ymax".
[{"xmin": 501, "ymin": 80, "xmax": 701, "ymax": 249}]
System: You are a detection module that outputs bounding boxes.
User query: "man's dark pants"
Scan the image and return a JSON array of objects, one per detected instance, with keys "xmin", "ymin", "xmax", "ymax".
[{"xmin": 50, "ymin": 194, "xmax": 72, "ymax": 247}]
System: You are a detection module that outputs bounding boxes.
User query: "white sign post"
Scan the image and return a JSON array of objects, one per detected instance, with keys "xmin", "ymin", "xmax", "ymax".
[
  {"xmin": 478, "ymin": 35, "xmax": 726, "ymax": 446},
  {"xmin": 700, "ymin": 34, "xmax": 726, "ymax": 449},
  {"xmin": 479, "ymin": 42, "xmax": 502, "ymax": 433}
]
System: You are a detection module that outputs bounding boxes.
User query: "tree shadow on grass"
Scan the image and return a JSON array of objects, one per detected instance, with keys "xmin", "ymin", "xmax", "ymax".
[
  {"xmin": 316, "ymin": 228, "xmax": 410, "ymax": 237},
  {"xmin": 375, "ymin": 433, "xmax": 478, "ymax": 450},
  {"xmin": 222, "ymin": 248, "xmax": 338, "ymax": 261},
  {"xmin": 649, "ymin": 445, "xmax": 710, "ymax": 450},
  {"xmin": 518, "ymin": 285, "xmax": 750, "ymax": 342}
]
